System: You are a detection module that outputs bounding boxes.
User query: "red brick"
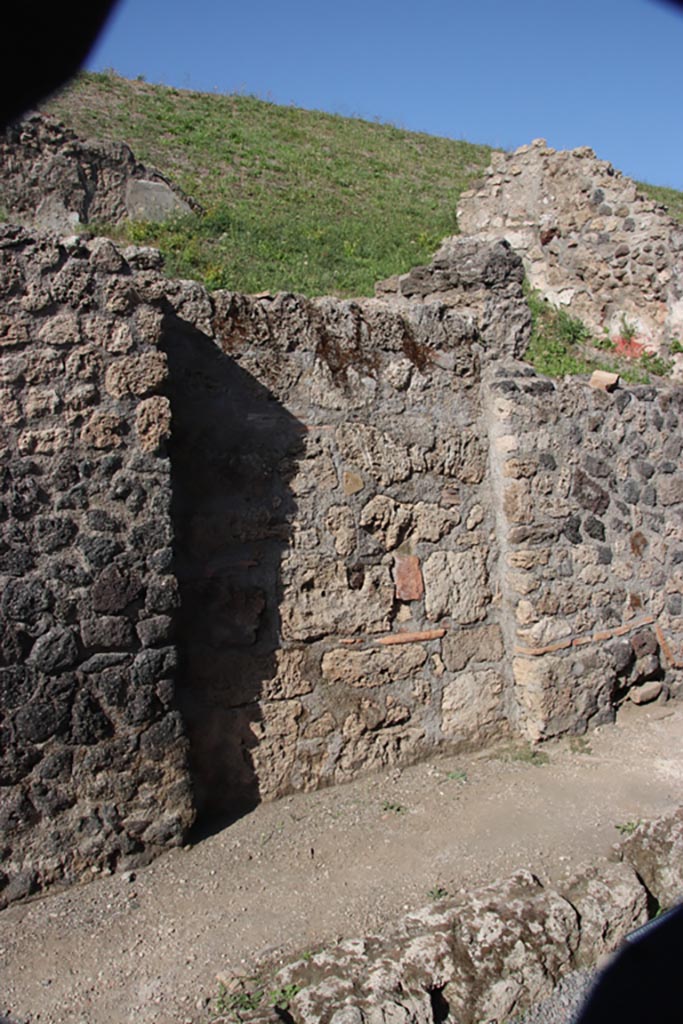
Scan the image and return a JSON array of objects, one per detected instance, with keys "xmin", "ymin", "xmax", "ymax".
[
  {"xmin": 655, "ymin": 624, "xmax": 683, "ymax": 668},
  {"xmin": 376, "ymin": 628, "xmax": 445, "ymax": 646},
  {"xmin": 394, "ymin": 554, "xmax": 424, "ymax": 602}
]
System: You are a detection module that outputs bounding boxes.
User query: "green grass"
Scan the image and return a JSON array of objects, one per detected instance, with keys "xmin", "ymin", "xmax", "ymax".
[
  {"xmin": 213, "ymin": 979, "xmax": 299, "ymax": 1019},
  {"xmin": 214, "ymin": 981, "xmax": 263, "ymax": 1018},
  {"xmin": 523, "ymin": 285, "xmax": 674, "ymax": 384},
  {"xmin": 569, "ymin": 736, "xmax": 593, "ymax": 755},
  {"xmin": 637, "ymin": 181, "xmax": 683, "ymax": 223},
  {"xmin": 46, "ymin": 71, "xmax": 492, "ymax": 296},
  {"xmin": 524, "ymin": 286, "xmax": 595, "ymax": 377},
  {"xmin": 43, "ymin": 71, "xmax": 683, "ymax": 333},
  {"xmin": 494, "ymin": 741, "xmax": 550, "ymax": 766},
  {"xmin": 269, "ymin": 984, "xmax": 301, "ymax": 1010},
  {"xmin": 615, "ymin": 820, "xmax": 641, "ymax": 836},
  {"xmin": 381, "ymin": 800, "xmax": 407, "ymax": 815}
]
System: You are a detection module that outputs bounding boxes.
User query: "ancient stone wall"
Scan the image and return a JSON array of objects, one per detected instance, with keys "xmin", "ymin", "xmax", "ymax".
[
  {"xmin": 457, "ymin": 138, "xmax": 683, "ymax": 355},
  {"xmin": 0, "ymin": 114, "xmax": 196, "ymax": 235},
  {"xmin": 0, "ymin": 226, "xmax": 194, "ymax": 906},
  {"xmin": 0, "ymin": 227, "xmax": 532, "ymax": 899},
  {"xmin": 166, "ymin": 237, "xmax": 528, "ymax": 817},
  {"xmin": 488, "ymin": 362, "xmax": 683, "ymax": 740},
  {"xmin": 3, "ymin": 217, "xmax": 683, "ymax": 907}
]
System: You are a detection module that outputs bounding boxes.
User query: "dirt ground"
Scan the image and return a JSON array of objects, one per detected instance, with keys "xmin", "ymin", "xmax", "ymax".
[{"xmin": 2, "ymin": 700, "xmax": 683, "ymax": 1024}]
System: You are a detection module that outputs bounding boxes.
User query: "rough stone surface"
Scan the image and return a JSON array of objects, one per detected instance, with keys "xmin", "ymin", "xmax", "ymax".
[
  {"xmin": 3, "ymin": 132, "xmax": 683, "ymax": 907},
  {"xmin": 619, "ymin": 807, "xmax": 683, "ymax": 907},
  {"xmin": 0, "ymin": 113, "xmax": 197, "ymax": 233},
  {"xmin": 244, "ymin": 855, "xmax": 649, "ymax": 1024},
  {"xmin": 457, "ymin": 137, "xmax": 683, "ymax": 354},
  {"xmin": 0, "ymin": 226, "xmax": 194, "ymax": 909},
  {"xmin": 441, "ymin": 668, "xmax": 507, "ymax": 742},
  {"xmin": 172, "ymin": 261, "xmax": 521, "ymax": 816},
  {"xmin": 423, "ymin": 549, "xmax": 491, "ymax": 624},
  {"xmin": 377, "ymin": 235, "xmax": 532, "ymax": 359},
  {"xmin": 488, "ymin": 360, "xmax": 683, "ymax": 741}
]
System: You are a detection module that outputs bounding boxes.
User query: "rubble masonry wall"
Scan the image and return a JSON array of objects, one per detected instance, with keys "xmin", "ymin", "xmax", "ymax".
[{"xmin": 2, "ymin": 224, "xmax": 683, "ymax": 907}]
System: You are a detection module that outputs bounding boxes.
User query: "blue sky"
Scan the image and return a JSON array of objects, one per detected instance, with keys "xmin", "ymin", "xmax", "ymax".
[{"xmin": 87, "ymin": 0, "xmax": 683, "ymax": 190}]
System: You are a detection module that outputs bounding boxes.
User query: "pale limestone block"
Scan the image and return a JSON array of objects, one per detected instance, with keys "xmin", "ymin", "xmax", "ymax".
[
  {"xmin": 441, "ymin": 624, "xmax": 505, "ymax": 672},
  {"xmin": 516, "ymin": 599, "xmax": 537, "ymax": 625},
  {"xmin": 336, "ymin": 422, "xmax": 412, "ymax": 486},
  {"xmin": 385, "ymin": 357, "xmax": 414, "ymax": 391},
  {"xmin": 250, "ymin": 699, "xmax": 303, "ymax": 800},
  {"xmin": 104, "ymin": 350, "xmax": 167, "ymax": 398},
  {"xmin": 290, "ymin": 444, "xmax": 338, "ymax": 497},
  {"xmin": 520, "ymin": 617, "xmax": 572, "ymax": 648},
  {"xmin": 412, "ymin": 502, "xmax": 460, "ymax": 541},
  {"xmin": 509, "ymin": 573, "xmax": 540, "ymax": 598},
  {"xmin": 64, "ymin": 346, "xmax": 101, "ymax": 382},
  {"xmin": 132, "ymin": 304, "xmax": 164, "ymax": 346},
  {"xmin": 342, "ymin": 468, "xmax": 364, "ymax": 495},
  {"xmin": 0, "ymin": 389, "xmax": 22, "ymax": 425},
  {"xmin": 326, "ymin": 505, "xmax": 357, "ymax": 557},
  {"xmin": 281, "ymin": 562, "xmax": 394, "ymax": 641},
  {"xmin": 441, "ymin": 669, "xmax": 506, "ymax": 740},
  {"xmin": 24, "ymin": 387, "xmax": 61, "ymax": 419},
  {"xmin": 466, "ymin": 504, "xmax": 484, "ymax": 531},
  {"xmin": 37, "ymin": 310, "xmax": 81, "ymax": 347},
  {"xmin": 307, "ymin": 360, "xmax": 377, "ymax": 410},
  {"xmin": 266, "ymin": 649, "xmax": 316, "ymax": 700},
  {"xmin": 302, "ymin": 710, "xmax": 336, "ymax": 740},
  {"xmin": 27, "ymin": 346, "xmax": 65, "ymax": 383},
  {"xmin": 503, "ymin": 458, "xmax": 538, "ymax": 479},
  {"xmin": 503, "ymin": 481, "xmax": 533, "ymax": 524},
  {"xmin": 423, "ymin": 549, "xmax": 491, "ymax": 624},
  {"xmin": 431, "ymin": 653, "xmax": 445, "ymax": 677},
  {"xmin": 18, "ymin": 426, "xmax": 71, "ymax": 454},
  {"xmin": 321, "ymin": 644, "xmax": 427, "ymax": 689},
  {"xmin": 507, "ymin": 549, "xmax": 551, "ymax": 570},
  {"xmin": 359, "ymin": 495, "xmax": 411, "ymax": 550},
  {"xmin": 105, "ymin": 322, "xmax": 135, "ymax": 354}
]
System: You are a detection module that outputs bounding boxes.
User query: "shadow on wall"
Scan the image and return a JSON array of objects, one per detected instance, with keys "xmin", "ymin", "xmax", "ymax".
[{"xmin": 160, "ymin": 314, "xmax": 302, "ymax": 827}]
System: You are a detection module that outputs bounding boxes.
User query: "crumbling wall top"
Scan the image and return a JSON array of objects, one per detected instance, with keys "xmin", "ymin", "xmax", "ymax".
[
  {"xmin": 0, "ymin": 113, "xmax": 198, "ymax": 234},
  {"xmin": 457, "ymin": 138, "xmax": 683, "ymax": 352}
]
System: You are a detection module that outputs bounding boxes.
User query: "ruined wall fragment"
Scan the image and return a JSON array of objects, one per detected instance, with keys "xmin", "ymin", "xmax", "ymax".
[
  {"xmin": 3, "ymin": 208, "xmax": 683, "ymax": 907},
  {"xmin": 0, "ymin": 114, "xmax": 197, "ymax": 235},
  {"xmin": 457, "ymin": 138, "xmax": 683, "ymax": 356}
]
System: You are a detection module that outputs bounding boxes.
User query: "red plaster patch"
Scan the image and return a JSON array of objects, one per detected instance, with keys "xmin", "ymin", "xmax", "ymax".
[{"xmin": 613, "ymin": 336, "xmax": 645, "ymax": 359}]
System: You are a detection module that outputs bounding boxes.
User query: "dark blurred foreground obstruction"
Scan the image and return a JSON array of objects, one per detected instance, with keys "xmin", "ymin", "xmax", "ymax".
[{"xmin": 1, "ymin": 0, "xmax": 118, "ymax": 128}]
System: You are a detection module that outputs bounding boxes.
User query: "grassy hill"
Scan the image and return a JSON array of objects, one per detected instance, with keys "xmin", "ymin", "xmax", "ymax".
[
  {"xmin": 46, "ymin": 72, "xmax": 683, "ymax": 301},
  {"xmin": 46, "ymin": 72, "xmax": 493, "ymax": 297}
]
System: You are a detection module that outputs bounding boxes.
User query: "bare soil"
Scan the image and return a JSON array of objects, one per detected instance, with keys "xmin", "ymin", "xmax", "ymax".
[{"xmin": 2, "ymin": 700, "xmax": 683, "ymax": 1024}]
